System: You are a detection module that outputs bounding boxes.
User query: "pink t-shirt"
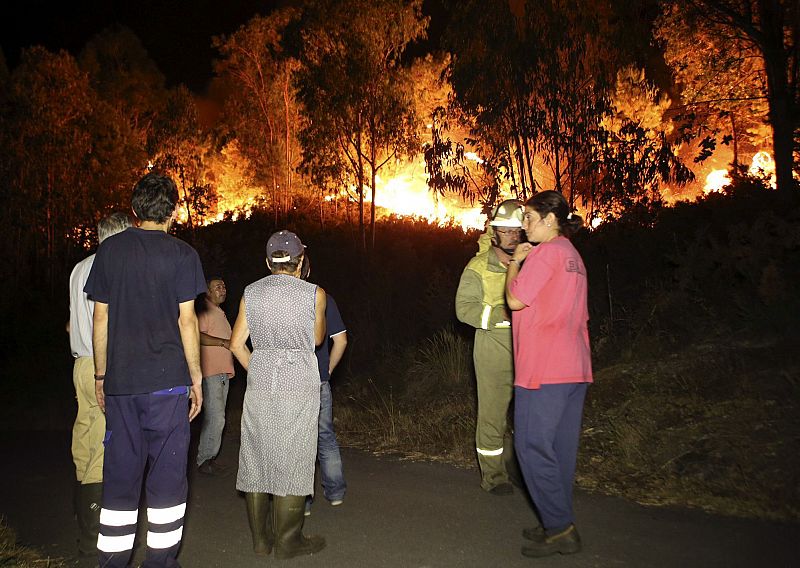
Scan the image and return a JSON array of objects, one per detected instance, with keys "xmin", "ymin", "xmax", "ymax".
[
  {"xmin": 198, "ymin": 300, "xmax": 235, "ymax": 378},
  {"xmin": 509, "ymin": 236, "xmax": 592, "ymax": 390}
]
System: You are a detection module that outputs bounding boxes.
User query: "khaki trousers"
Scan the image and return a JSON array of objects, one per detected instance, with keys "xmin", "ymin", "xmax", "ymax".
[{"xmin": 71, "ymin": 356, "xmax": 105, "ymax": 484}]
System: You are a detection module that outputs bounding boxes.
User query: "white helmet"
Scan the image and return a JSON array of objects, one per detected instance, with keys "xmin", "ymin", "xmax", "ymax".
[{"xmin": 489, "ymin": 199, "xmax": 524, "ymax": 228}]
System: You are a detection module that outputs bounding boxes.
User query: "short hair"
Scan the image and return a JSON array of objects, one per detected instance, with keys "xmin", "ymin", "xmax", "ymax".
[
  {"xmin": 98, "ymin": 212, "xmax": 133, "ymax": 243},
  {"xmin": 206, "ymin": 276, "xmax": 224, "ymax": 288},
  {"xmin": 525, "ymin": 190, "xmax": 584, "ymax": 238},
  {"xmin": 268, "ymin": 251, "xmax": 302, "ymax": 274},
  {"xmin": 131, "ymin": 173, "xmax": 179, "ymax": 223}
]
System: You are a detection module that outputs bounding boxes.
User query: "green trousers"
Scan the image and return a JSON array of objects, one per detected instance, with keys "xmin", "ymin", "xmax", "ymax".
[{"xmin": 473, "ymin": 329, "xmax": 514, "ymax": 491}]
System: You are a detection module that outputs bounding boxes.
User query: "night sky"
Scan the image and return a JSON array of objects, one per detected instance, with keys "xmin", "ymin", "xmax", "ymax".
[{"xmin": 1, "ymin": 0, "xmax": 447, "ymax": 92}]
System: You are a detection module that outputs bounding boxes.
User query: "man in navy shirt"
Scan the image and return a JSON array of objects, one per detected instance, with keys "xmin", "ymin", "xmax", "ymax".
[
  {"xmin": 85, "ymin": 173, "xmax": 206, "ymax": 568},
  {"xmin": 301, "ymin": 257, "xmax": 348, "ymax": 514}
]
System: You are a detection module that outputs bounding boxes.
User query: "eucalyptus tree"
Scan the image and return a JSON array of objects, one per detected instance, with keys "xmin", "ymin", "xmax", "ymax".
[
  {"xmin": 292, "ymin": 0, "xmax": 428, "ymax": 250},
  {"xmin": 431, "ymin": 0, "xmax": 692, "ymax": 220},
  {"xmin": 79, "ymin": 25, "xmax": 167, "ymax": 148},
  {"xmin": 213, "ymin": 8, "xmax": 302, "ymax": 224},
  {"xmin": 149, "ymin": 85, "xmax": 214, "ymax": 232},
  {"xmin": 656, "ymin": 0, "xmax": 798, "ymax": 194},
  {"xmin": 2, "ymin": 47, "xmax": 141, "ymax": 289},
  {"xmin": 436, "ymin": 0, "xmax": 627, "ymax": 209}
]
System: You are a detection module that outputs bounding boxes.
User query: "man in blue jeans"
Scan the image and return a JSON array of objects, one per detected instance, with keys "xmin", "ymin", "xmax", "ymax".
[
  {"xmin": 195, "ymin": 277, "xmax": 235, "ymax": 476},
  {"xmin": 302, "ymin": 257, "xmax": 348, "ymax": 514}
]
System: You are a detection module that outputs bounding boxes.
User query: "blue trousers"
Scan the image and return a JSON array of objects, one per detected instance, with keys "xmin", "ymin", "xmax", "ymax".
[
  {"xmin": 97, "ymin": 388, "xmax": 190, "ymax": 568},
  {"xmin": 514, "ymin": 383, "xmax": 588, "ymax": 532},
  {"xmin": 318, "ymin": 381, "xmax": 346, "ymax": 501}
]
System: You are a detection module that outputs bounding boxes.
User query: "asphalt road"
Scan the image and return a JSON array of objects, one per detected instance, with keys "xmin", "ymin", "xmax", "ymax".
[{"xmin": 1, "ymin": 431, "xmax": 797, "ymax": 567}]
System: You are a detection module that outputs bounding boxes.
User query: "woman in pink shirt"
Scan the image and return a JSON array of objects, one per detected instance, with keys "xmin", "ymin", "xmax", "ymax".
[{"xmin": 505, "ymin": 190, "xmax": 592, "ymax": 558}]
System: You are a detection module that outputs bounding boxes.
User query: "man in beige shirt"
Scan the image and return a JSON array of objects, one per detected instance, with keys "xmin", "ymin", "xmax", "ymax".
[{"xmin": 196, "ymin": 277, "xmax": 235, "ymax": 475}]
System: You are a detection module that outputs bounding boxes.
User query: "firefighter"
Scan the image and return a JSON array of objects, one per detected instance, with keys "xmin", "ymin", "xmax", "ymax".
[{"xmin": 456, "ymin": 199, "xmax": 524, "ymax": 495}]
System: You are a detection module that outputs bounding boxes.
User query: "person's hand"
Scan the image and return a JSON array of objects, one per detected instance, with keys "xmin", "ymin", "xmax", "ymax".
[
  {"xmin": 189, "ymin": 383, "xmax": 203, "ymax": 421},
  {"xmin": 512, "ymin": 242, "xmax": 533, "ymax": 263},
  {"xmin": 95, "ymin": 379, "xmax": 105, "ymax": 413}
]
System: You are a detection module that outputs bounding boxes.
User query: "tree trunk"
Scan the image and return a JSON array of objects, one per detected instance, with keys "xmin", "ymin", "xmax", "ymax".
[
  {"xmin": 369, "ymin": 121, "xmax": 377, "ymax": 252},
  {"xmin": 521, "ymin": 134, "xmax": 535, "ymax": 199},
  {"xmin": 283, "ymin": 69, "xmax": 293, "ymax": 213},
  {"xmin": 763, "ymin": 61, "xmax": 795, "ymax": 194},
  {"xmin": 730, "ymin": 113, "xmax": 739, "ymax": 168},
  {"xmin": 507, "ymin": 141, "xmax": 519, "ymax": 194},
  {"xmin": 356, "ymin": 128, "xmax": 366, "ymax": 251},
  {"xmin": 759, "ymin": 1, "xmax": 796, "ymax": 196}
]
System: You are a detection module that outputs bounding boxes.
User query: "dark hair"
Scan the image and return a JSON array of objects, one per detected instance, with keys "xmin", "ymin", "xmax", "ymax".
[
  {"xmin": 194, "ymin": 293, "xmax": 210, "ymax": 316},
  {"xmin": 268, "ymin": 251, "xmax": 302, "ymax": 274},
  {"xmin": 131, "ymin": 173, "xmax": 179, "ymax": 223},
  {"xmin": 300, "ymin": 255, "xmax": 311, "ymax": 280},
  {"xmin": 525, "ymin": 190, "xmax": 584, "ymax": 237},
  {"xmin": 196, "ymin": 276, "xmax": 224, "ymax": 315}
]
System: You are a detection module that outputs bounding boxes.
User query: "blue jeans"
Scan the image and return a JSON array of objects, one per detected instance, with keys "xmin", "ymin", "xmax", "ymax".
[
  {"xmin": 196, "ymin": 374, "xmax": 229, "ymax": 466},
  {"xmin": 514, "ymin": 383, "xmax": 588, "ymax": 532},
  {"xmin": 318, "ymin": 381, "xmax": 346, "ymax": 501}
]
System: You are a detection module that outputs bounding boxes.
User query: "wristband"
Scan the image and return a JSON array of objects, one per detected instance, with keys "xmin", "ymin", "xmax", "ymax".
[{"xmin": 94, "ymin": 374, "xmax": 105, "ymax": 381}]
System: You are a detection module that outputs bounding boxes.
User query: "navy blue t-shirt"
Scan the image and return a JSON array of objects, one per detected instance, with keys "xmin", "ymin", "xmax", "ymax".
[
  {"xmin": 84, "ymin": 227, "xmax": 206, "ymax": 395},
  {"xmin": 315, "ymin": 294, "xmax": 346, "ymax": 382}
]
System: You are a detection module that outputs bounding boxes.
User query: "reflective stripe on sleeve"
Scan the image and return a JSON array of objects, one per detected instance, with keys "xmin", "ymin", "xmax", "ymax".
[
  {"xmin": 480, "ymin": 305, "xmax": 492, "ymax": 330},
  {"xmin": 476, "ymin": 446, "xmax": 504, "ymax": 457},
  {"xmin": 97, "ymin": 533, "xmax": 135, "ymax": 553},
  {"xmin": 147, "ymin": 503, "xmax": 186, "ymax": 525},
  {"xmin": 99, "ymin": 508, "xmax": 138, "ymax": 526},
  {"xmin": 147, "ymin": 527, "xmax": 184, "ymax": 549}
]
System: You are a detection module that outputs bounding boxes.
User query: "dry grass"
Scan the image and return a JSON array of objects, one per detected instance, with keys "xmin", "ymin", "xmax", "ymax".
[
  {"xmin": 335, "ymin": 330, "xmax": 800, "ymax": 521},
  {"xmin": 336, "ymin": 328, "xmax": 477, "ymax": 467},
  {"xmin": 578, "ymin": 336, "xmax": 800, "ymax": 521},
  {"xmin": 0, "ymin": 517, "xmax": 68, "ymax": 568}
]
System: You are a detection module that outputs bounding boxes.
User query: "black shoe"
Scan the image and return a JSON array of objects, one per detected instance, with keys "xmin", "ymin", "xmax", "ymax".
[
  {"xmin": 522, "ymin": 525, "xmax": 545, "ymax": 543},
  {"xmin": 521, "ymin": 524, "xmax": 581, "ymax": 557},
  {"xmin": 487, "ymin": 482, "xmax": 514, "ymax": 496}
]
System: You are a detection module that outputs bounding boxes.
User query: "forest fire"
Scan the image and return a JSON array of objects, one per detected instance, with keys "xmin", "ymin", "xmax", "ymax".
[
  {"xmin": 703, "ymin": 151, "xmax": 777, "ymax": 194},
  {"xmin": 196, "ymin": 155, "xmax": 487, "ymax": 231},
  {"xmin": 372, "ymin": 162, "xmax": 485, "ymax": 231},
  {"xmin": 195, "ymin": 148, "xmax": 778, "ymax": 231}
]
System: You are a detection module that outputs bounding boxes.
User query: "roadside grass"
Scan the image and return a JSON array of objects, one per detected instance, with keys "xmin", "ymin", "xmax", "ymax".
[
  {"xmin": 334, "ymin": 329, "xmax": 800, "ymax": 521},
  {"xmin": 0, "ymin": 517, "xmax": 67, "ymax": 567},
  {"xmin": 336, "ymin": 328, "xmax": 476, "ymax": 466},
  {"xmin": 579, "ymin": 335, "xmax": 800, "ymax": 521}
]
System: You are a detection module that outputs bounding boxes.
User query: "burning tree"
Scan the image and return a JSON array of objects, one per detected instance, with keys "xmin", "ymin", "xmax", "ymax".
[
  {"xmin": 149, "ymin": 86, "xmax": 215, "ymax": 232},
  {"xmin": 291, "ymin": 0, "xmax": 428, "ymax": 250},
  {"xmin": 656, "ymin": 0, "xmax": 799, "ymax": 195},
  {"xmin": 430, "ymin": 0, "xmax": 692, "ymax": 220},
  {"xmin": 213, "ymin": 9, "xmax": 303, "ymax": 224}
]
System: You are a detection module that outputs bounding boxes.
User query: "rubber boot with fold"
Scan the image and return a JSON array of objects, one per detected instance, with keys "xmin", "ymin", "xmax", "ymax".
[
  {"xmin": 245, "ymin": 492, "xmax": 272, "ymax": 555},
  {"xmin": 77, "ymin": 482, "xmax": 102, "ymax": 557},
  {"xmin": 274, "ymin": 495, "xmax": 326, "ymax": 559}
]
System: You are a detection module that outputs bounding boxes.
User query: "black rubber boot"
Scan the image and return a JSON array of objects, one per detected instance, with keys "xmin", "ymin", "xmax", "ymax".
[
  {"xmin": 245, "ymin": 492, "xmax": 272, "ymax": 555},
  {"xmin": 77, "ymin": 482, "xmax": 102, "ymax": 557},
  {"xmin": 273, "ymin": 495, "xmax": 326, "ymax": 559}
]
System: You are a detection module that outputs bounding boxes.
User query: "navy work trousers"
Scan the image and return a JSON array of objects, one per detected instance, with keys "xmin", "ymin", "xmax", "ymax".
[
  {"xmin": 514, "ymin": 383, "xmax": 588, "ymax": 532},
  {"xmin": 97, "ymin": 388, "xmax": 190, "ymax": 568}
]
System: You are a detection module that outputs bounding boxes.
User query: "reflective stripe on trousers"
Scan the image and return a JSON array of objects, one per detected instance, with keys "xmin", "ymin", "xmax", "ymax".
[{"xmin": 476, "ymin": 446, "xmax": 504, "ymax": 457}]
